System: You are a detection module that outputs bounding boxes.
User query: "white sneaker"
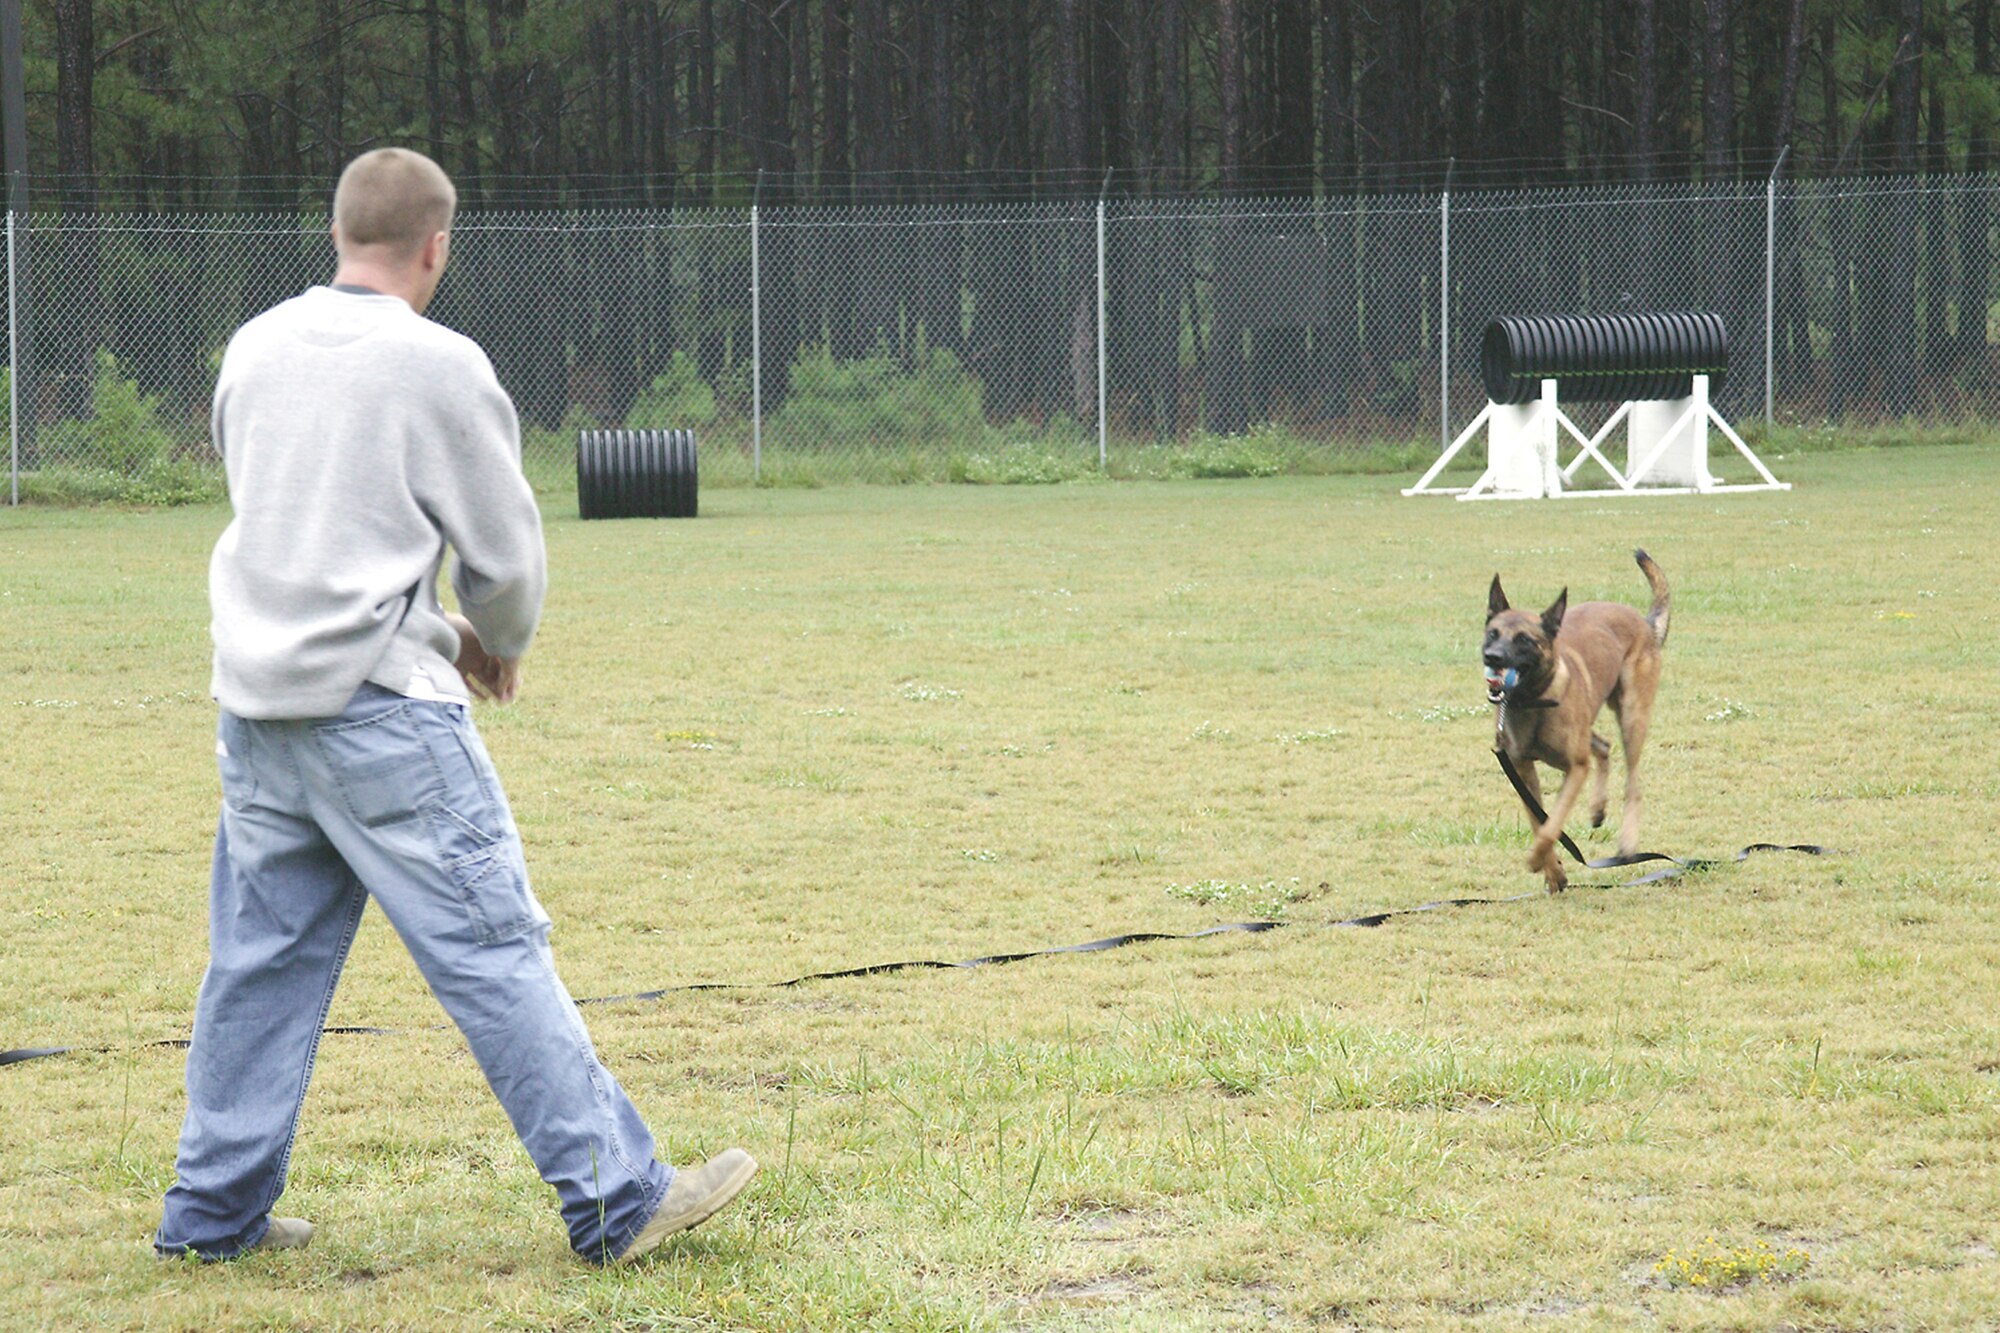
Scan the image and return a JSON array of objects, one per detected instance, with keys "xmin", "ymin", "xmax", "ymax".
[
  {"xmin": 253, "ymin": 1217, "xmax": 314, "ymax": 1251},
  {"xmin": 615, "ymin": 1149, "xmax": 758, "ymax": 1263},
  {"xmin": 156, "ymin": 1216, "xmax": 312, "ymax": 1261}
]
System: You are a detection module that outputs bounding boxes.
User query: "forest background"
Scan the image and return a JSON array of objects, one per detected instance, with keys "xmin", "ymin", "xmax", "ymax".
[
  {"xmin": 5, "ymin": 1, "xmax": 1998, "ymax": 500},
  {"xmin": 17, "ymin": 0, "xmax": 1994, "ymax": 209}
]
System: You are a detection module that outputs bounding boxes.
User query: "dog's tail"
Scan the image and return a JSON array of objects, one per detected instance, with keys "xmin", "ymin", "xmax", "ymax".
[{"xmin": 1634, "ymin": 548, "xmax": 1670, "ymax": 647}]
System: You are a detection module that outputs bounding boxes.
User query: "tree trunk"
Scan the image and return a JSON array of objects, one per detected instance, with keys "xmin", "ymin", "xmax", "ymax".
[
  {"xmin": 1318, "ymin": 0, "xmax": 1353, "ymax": 185},
  {"xmin": 911, "ymin": 1, "xmax": 962, "ymax": 358},
  {"xmin": 1923, "ymin": 55, "xmax": 1949, "ymax": 377},
  {"xmin": 1771, "ymin": 0, "xmax": 1807, "ymax": 156},
  {"xmin": 1093, "ymin": 1, "xmax": 1127, "ymax": 177},
  {"xmin": 1959, "ymin": 0, "xmax": 1993, "ymax": 368},
  {"xmin": 789, "ymin": 0, "xmax": 814, "ymax": 183},
  {"xmin": 487, "ymin": 0, "xmax": 529, "ymax": 204},
  {"xmin": 53, "ymin": 0, "xmax": 93, "ymax": 204},
  {"xmin": 1209, "ymin": 0, "xmax": 1248, "ymax": 433},
  {"xmin": 1054, "ymin": 0, "xmax": 1088, "ymax": 182},
  {"xmin": 450, "ymin": 0, "xmax": 481, "ymax": 195},
  {"xmin": 694, "ymin": 0, "xmax": 716, "ymax": 191},
  {"xmin": 425, "ymin": 0, "xmax": 446, "ymax": 166},
  {"xmin": 1353, "ymin": 0, "xmax": 1423, "ymax": 421},
  {"xmin": 1218, "ymin": 0, "xmax": 1246, "ymax": 193},
  {"xmin": 1315, "ymin": 0, "xmax": 1354, "ymax": 419},
  {"xmin": 1269, "ymin": 0, "xmax": 1313, "ymax": 183},
  {"xmin": 1160, "ymin": 0, "xmax": 1189, "ymax": 184},
  {"xmin": 1632, "ymin": 0, "xmax": 1659, "ymax": 181},
  {"xmin": 845, "ymin": 0, "xmax": 899, "ymax": 362},
  {"xmin": 1893, "ymin": 0, "xmax": 1923, "ymax": 174},
  {"xmin": 822, "ymin": 0, "xmax": 850, "ymax": 197},
  {"xmin": 1887, "ymin": 0, "xmax": 1923, "ymax": 413},
  {"xmin": 851, "ymin": 0, "xmax": 892, "ymax": 186},
  {"xmin": 745, "ymin": 0, "xmax": 797, "ymax": 405},
  {"xmin": 1050, "ymin": 0, "xmax": 1091, "ymax": 420},
  {"xmin": 1767, "ymin": 0, "xmax": 1809, "ymax": 389},
  {"xmin": 318, "ymin": 0, "xmax": 347, "ymax": 177},
  {"xmin": 1254, "ymin": 0, "xmax": 1315, "ymax": 423},
  {"xmin": 52, "ymin": 0, "xmax": 97, "ymax": 421},
  {"xmin": 614, "ymin": 0, "xmax": 636, "ymax": 189},
  {"xmin": 1702, "ymin": 0, "xmax": 1735, "ymax": 178}
]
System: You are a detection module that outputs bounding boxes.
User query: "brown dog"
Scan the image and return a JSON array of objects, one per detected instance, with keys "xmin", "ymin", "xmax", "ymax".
[{"xmin": 1483, "ymin": 550, "xmax": 1671, "ymax": 892}]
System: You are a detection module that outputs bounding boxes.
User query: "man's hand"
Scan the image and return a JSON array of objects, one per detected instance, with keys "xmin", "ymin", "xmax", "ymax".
[{"xmin": 447, "ymin": 612, "xmax": 524, "ymax": 704}]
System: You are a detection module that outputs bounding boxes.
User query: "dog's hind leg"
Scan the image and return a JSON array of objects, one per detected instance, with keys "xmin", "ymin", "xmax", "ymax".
[
  {"xmin": 1588, "ymin": 734, "xmax": 1611, "ymax": 828},
  {"xmin": 1615, "ymin": 663, "xmax": 1661, "ymax": 856}
]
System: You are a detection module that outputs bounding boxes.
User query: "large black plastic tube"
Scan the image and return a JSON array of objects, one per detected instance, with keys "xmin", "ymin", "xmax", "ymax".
[
  {"xmin": 1479, "ymin": 312, "xmax": 1728, "ymax": 405},
  {"xmin": 577, "ymin": 429, "xmax": 699, "ymax": 519}
]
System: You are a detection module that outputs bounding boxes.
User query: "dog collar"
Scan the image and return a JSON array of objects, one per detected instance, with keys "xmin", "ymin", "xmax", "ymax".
[{"xmin": 1502, "ymin": 692, "xmax": 1559, "ymax": 709}]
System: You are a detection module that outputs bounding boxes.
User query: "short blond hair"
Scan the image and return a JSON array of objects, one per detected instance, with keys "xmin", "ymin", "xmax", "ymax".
[{"xmin": 333, "ymin": 148, "xmax": 457, "ymax": 256}]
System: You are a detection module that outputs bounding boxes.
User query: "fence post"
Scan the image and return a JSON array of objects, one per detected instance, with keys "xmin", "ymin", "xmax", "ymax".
[
  {"xmin": 3, "ymin": 0, "xmax": 28, "ymax": 505},
  {"xmin": 1440, "ymin": 158, "xmax": 1453, "ymax": 452},
  {"xmin": 751, "ymin": 176, "xmax": 763, "ymax": 484},
  {"xmin": 1097, "ymin": 170, "xmax": 1110, "ymax": 471},
  {"xmin": 6, "ymin": 208, "xmax": 15, "ymax": 505},
  {"xmin": 1765, "ymin": 145, "xmax": 1787, "ymax": 428}
]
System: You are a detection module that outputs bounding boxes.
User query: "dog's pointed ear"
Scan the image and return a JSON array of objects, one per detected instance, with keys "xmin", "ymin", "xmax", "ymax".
[
  {"xmin": 1541, "ymin": 588, "xmax": 1568, "ymax": 639},
  {"xmin": 1488, "ymin": 575, "xmax": 1509, "ymax": 618}
]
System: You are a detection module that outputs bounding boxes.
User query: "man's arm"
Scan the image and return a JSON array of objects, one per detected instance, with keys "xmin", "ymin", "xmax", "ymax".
[{"xmin": 413, "ymin": 345, "xmax": 548, "ymax": 665}]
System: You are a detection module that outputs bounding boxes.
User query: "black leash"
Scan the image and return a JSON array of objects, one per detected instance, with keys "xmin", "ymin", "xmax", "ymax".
[
  {"xmin": 1494, "ymin": 749, "xmax": 1828, "ymax": 881},
  {"xmin": 1, "ymin": 840, "xmax": 1829, "ymax": 1069},
  {"xmin": 1493, "ymin": 748, "xmax": 1589, "ymax": 863}
]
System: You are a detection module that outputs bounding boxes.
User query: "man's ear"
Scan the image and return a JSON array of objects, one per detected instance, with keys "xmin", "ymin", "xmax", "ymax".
[
  {"xmin": 1541, "ymin": 588, "xmax": 1568, "ymax": 640},
  {"xmin": 1488, "ymin": 575, "xmax": 1509, "ymax": 618}
]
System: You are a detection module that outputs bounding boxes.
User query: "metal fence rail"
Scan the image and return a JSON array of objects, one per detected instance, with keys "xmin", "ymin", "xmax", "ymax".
[{"xmin": 6, "ymin": 173, "xmax": 1998, "ymax": 500}]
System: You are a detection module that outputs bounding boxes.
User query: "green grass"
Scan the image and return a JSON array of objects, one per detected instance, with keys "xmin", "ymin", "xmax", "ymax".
[{"xmin": 5, "ymin": 445, "xmax": 2000, "ymax": 1329}]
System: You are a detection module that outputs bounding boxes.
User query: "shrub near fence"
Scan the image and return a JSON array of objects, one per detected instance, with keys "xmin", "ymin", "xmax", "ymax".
[{"xmin": 6, "ymin": 174, "xmax": 2000, "ymax": 501}]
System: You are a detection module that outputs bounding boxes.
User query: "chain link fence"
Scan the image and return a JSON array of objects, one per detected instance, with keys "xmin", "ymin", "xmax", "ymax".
[{"xmin": 6, "ymin": 174, "xmax": 1998, "ymax": 501}]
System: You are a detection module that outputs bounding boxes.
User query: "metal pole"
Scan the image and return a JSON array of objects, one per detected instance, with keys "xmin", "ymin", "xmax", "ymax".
[
  {"xmin": 3, "ymin": 0, "xmax": 27, "ymax": 503},
  {"xmin": 751, "ymin": 173, "xmax": 762, "ymax": 483},
  {"xmin": 1440, "ymin": 158, "xmax": 1454, "ymax": 453},
  {"xmin": 7, "ymin": 210, "xmax": 15, "ymax": 505},
  {"xmin": 1765, "ymin": 145, "xmax": 1788, "ymax": 428},
  {"xmin": 1097, "ymin": 169, "xmax": 1111, "ymax": 471}
]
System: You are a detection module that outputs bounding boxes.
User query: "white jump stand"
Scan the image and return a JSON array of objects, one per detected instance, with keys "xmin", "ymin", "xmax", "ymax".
[{"xmin": 1404, "ymin": 374, "xmax": 1789, "ymax": 500}]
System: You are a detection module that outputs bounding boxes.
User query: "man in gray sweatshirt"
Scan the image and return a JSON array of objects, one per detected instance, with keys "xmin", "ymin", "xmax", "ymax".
[{"xmin": 156, "ymin": 148, "xmax": 755, "ymax": 1265}]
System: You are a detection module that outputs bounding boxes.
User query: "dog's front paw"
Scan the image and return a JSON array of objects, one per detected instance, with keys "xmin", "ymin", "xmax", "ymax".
[{"xmin": 1527, "ymin": 839, "xmax": 1568, "ymax": 893}]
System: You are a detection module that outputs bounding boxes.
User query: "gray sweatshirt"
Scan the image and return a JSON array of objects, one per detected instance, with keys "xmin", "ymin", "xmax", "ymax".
[{"xmin": 209, "ymin": 286, "xmax": 546, "ymax": 719}]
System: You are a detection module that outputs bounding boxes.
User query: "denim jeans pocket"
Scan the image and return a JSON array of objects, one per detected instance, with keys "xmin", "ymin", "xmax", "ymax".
[
  {"xmin": 443, "ymin": 837, "xmax": 546, "ymax": 945},
  {"xmin": 216, "ymin": 714, "xmax": 258, "ymax": 812},
  {"xmin": 421, "ymin": 708, "xmax": 543, "ymax": 944},
  {"xmin": 311, "ymin": 701, "xmax": 446, "ymax": 828}
]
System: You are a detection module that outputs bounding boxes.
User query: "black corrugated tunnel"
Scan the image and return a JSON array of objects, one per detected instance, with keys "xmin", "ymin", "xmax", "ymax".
[
  {"xmin": 1479, "ymin": 312, "xmax": 1728, "ymax": 405},
  {"xmin": 577, "ymin": 429, "xmax": 700, "ymax": 519}
]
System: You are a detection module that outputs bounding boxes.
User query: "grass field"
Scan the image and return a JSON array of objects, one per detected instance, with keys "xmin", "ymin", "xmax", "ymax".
[{"xmin": 3, "ymin": 443, "xmax": 1998, "ymax": 1331}]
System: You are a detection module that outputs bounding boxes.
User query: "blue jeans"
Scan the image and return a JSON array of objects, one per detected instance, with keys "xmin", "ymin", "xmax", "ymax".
[{"xmin": 156, "ymin": 685, "xmax": 670, "ymax": 1261}]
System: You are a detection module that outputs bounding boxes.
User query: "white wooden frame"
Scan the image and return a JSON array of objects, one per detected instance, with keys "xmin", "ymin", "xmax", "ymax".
[{"xmin": 1404, "ymin": 375, "xmax": 1789, "ymax": 500}]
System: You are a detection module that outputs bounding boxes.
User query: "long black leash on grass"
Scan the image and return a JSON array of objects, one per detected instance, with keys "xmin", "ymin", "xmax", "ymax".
[
  {"xmin": 1, "ymin": 831, "xmax": 1829, "ymax": 1070},
  {"xmin": 1488, "ymin": 749, "xmax": 1827, "ymax": 884}
]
